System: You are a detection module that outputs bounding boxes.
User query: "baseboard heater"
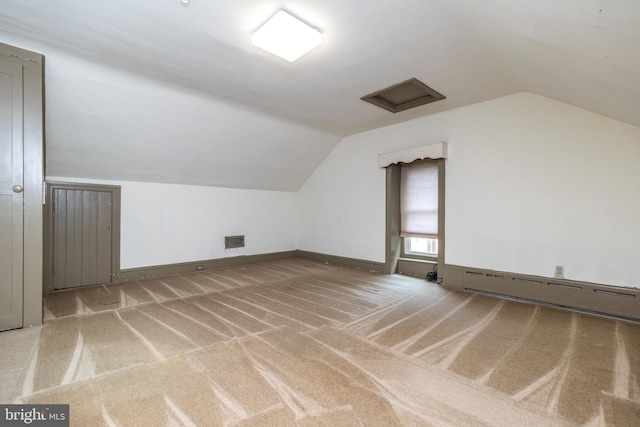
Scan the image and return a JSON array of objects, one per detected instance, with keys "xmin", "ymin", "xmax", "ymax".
[
  {"xmin": 443, "ymin": 264, "xmax": 639, "ymax": 321},
  {"xmin": 464, "ymin": 287, "xmax": 639, "ymax": 324},
  {"xmin": 594, "ymin": 289, "xmax": 637, "ymax": 298}
]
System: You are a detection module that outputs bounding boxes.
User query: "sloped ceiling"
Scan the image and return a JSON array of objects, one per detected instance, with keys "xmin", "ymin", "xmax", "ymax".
[{"xmin": 0, "ymin": 0, "xmax": 639, "ymax": 191}]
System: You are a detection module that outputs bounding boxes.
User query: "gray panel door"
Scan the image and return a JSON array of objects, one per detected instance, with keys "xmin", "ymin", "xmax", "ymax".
[
  {"xmin": 0, "ymin": 60, "xmax": 24, "ymax": 331},
  {"xmin": 52, "ymin": 189, "xmax": 113, "ymax": 289}
]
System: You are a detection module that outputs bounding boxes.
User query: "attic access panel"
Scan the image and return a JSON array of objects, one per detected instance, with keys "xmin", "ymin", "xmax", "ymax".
[{"xmin": 361, "ymin": 78, "xmax": 445, "ymax": 113}]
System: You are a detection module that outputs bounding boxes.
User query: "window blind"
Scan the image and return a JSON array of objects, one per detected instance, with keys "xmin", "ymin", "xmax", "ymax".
[{"xmin": 401, "ymin": 160, "xmax": 438, "ymax": 238}]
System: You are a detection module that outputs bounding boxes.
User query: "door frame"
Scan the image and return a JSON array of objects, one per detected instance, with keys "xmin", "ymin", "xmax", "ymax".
[
  {"xmin": 0, "ymin": 43, "xmax": 43, "ymax": 328},
  {"xmin": 44, "ymin": 182, "xmax": 121, "ymax": 291}
]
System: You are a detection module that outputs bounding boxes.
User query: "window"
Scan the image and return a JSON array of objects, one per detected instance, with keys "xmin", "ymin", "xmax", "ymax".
[
  {"xmin": 401, "ymin": 159, "xmax": 438, "ymax": 259},
  {"xmin": 382, "ymin": 143, "xmax": 445, "ymax": 274},
  {"xmin": 405, "ymin": 237, "xmax": 438, "ymax": 256}
]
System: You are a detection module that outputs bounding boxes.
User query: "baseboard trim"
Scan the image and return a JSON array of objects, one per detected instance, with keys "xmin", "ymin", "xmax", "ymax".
[
  {"xmin": 106, "ymin": 250, "xmax": 386, "ymax": 284},
  {"xmin": 296, "ymin": 250, "xmax": 386, "ymax": 273},
  {"xmin": 118, "ymin": 251, "xmax": 298, "ymax": 282},
  {"xmin": 441, "ymin": 264, "xmax": 640, "ymax": 321}
]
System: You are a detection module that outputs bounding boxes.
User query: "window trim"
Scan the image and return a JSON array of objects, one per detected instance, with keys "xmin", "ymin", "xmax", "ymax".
[
  {"xmin": 385, "ymin": 158, "xmax": 445, "ymax": 274},
  {"xmin": 401, "ymin": 237, "xmax": 438, "ymax": 261}
]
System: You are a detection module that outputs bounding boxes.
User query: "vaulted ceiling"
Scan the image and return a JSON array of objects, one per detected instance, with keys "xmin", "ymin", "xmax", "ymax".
[{"xmin": 1, "ymin": 0, "xmax": 639, "ymax": 190}]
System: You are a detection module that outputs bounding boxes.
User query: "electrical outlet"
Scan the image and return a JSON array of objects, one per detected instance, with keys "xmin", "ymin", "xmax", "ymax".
[{"xmin": 554, "ymin": 265, "xmax": 564, "ymax": 279}]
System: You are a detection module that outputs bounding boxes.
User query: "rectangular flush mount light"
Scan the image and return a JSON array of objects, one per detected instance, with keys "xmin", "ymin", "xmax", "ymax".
[{"xmin": 252, "ymin": 10, "xmax": 322, "ymax": 62}]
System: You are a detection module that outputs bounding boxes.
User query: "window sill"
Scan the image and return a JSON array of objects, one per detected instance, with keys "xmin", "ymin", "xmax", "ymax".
[{"xmin": 398, "ymin": 257, "xmax": 437, "ymax": 263}]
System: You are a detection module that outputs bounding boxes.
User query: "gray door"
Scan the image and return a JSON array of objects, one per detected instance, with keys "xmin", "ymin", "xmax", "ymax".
[
  {"xmin": 0, "ymin": 60, "xmax": 24, "ymax": 331},
  {"xmin": 52, "ymin": 189, "xmax": 113, "ymax": 289}
]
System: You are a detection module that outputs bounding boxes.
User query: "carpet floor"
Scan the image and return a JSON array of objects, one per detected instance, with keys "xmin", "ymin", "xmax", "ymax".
[{"xmin": 0, "ymin": 259, "xmax": 638, "ymax": 426}]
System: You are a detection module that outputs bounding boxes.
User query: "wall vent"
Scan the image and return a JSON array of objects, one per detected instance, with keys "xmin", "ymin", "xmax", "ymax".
[
  {"xmin": 512, "ymin": 277, "xmax": 543, "ymax": 285},
  {"xmin": 225, "ymin": 235, "xmax": 245, "ymax": 249},
  {"xmin": 361, "ymin": 78, "xmax": 445, "ymax": 113},
  {"xmin": 548, "ymin": 282, "xmax": 582, "ymax": 291},
  {"xmin": 465, "ymin": 270, "xmax": 483, "ymax": 276},
  {"xmin": 594, "ymin": 289, "xmax": 636, "ymax": 298}
]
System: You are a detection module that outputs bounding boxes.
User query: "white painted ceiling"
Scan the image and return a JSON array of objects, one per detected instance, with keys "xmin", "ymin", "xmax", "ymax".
[{"xmin": 1, "ymin": 0, "xmax": 639, "ymax": 191}]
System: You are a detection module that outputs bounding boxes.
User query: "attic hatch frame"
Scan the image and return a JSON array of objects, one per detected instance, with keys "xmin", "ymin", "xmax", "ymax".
[{"xmin": 361, "ymin": 78, "xmax": 446, "ymax": 113}]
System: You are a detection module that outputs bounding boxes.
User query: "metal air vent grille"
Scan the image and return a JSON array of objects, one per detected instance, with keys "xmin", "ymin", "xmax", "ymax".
[{"xmin": 225, "ymin": 235, "xmax": 245, "ymax": 249}]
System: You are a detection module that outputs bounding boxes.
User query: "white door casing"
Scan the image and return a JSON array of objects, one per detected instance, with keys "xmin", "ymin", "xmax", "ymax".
[
  {"xmin": 0, "ymin": 42, "xmax": 44, "ymax": 331},
  {"xmin": 0, "ymin": 59, "xmax": 24, "ymax": 331}
]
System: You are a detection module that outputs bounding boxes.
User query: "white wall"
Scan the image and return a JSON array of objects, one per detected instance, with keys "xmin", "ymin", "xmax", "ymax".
[
  {"xmin": 0, "ymin": 33, "xmax": 339, "ymax": 192},
  {"xmin": 298, "ymin": 93, "xmax": 640, "ymax": 288},
  {"xmin": 47, "ymin": 177, "xmax": 297, "ymax": 270}
]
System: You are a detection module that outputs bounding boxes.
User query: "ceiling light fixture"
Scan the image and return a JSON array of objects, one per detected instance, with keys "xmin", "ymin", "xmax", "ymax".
[{"xmin": 251, "ymin": 10, "xmax": 322, "ymax": 62}]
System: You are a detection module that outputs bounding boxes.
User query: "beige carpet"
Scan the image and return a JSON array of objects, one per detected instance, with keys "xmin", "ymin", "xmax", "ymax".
[{"xmin": 1, "ymin": 259, "xmax": 638, "ymax": 426}]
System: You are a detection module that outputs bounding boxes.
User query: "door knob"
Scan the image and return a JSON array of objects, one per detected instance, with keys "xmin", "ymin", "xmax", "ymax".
[{"xmin": 12, "ymin": 185, "xmax": 23, "ymax": 193}]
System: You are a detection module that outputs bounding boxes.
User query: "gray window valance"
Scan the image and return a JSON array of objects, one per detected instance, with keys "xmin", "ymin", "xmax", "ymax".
[{"xmin": 378, "ymin": 142, "xmax": 447, "ymax": 168}]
